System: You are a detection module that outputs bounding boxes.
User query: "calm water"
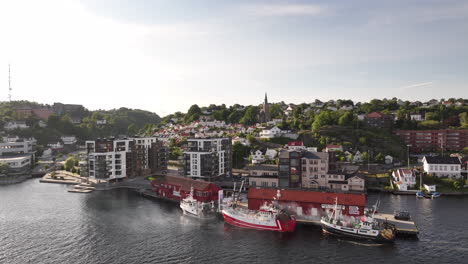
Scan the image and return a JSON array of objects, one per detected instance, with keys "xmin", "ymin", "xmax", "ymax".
[{"xmin": 1, "ymin": 180, "xmax": 467, "ymax": 264}]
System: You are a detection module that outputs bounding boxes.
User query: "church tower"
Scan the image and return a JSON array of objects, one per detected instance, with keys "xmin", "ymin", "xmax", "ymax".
[{"xmin": 259, "ymin": 93, "xmax": 271, "ymax": 123}]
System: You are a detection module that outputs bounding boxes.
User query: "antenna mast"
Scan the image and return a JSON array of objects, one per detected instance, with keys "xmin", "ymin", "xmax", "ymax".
[{"xmin": 8, "ymin": 63, "xmax": 12, "ymax": 101}]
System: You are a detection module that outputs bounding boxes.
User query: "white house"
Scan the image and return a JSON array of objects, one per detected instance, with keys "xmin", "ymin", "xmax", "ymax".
[
  {"xmin": 357, "ymin": 114, "xmax": 366, "ymax": 121},
  {"xmin": 265, "ymin": 149, "xmax": 277, "ymax": 160},
  {"xmin": 287, "ymin": 141, "xmax": 305, "ymax": 150},
  {"xmin": 251, "ymin": 150, "xmax": 265, "ymax": 164},
  {"xmin": 410, "ymin": 114, "xmax": 424, "ymax": 121},
  {"xmin": 96, "ymin": 119, "xmax": 107, "ymax": 125},
  {"xmin": 232, "ymin": 136, "xmax": 250, "ymax": 146},
  {"xmin": 4, "ymin": 121, "xmax": 29, "ymax": 130},
  {"xmin": 385, "ymin": 155, "xmax": 393, "ymax": 165},
  {"xmin": 340, "ymin": 105, "xmax": 354, "ymax": 111},
  {"xmin": 392, "ymin": 169, "xmax": 416, "ymax": 191},
  {"xmin": 325, "ymin": 144, "xmax": 343, "ymax": 152},
  {"xmin": 284, "ymin": 106, "xmax": 294, "ymax": 116},
  {"xmin": 61, "ymin": 136, "xmax": 77, "ymax": 145},
  {"xmin": 260, "ymin": 126, "xmax": 282, "ymax": 139},
  {"xmin": 422, "ymin": 156, "xmax": 462, "ymax": 178},
  {"xmin": 38, "ymin": 120, "xmax": 47, "ymax": 128},
  {"xmin": 353, "ymin": 151, "xmax": 363, "ymax": 163}
]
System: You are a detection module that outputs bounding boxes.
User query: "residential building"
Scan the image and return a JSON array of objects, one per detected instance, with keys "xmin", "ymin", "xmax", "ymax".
[
  {"xmin": 4, "ymin": 121, "xmax": 29, "ymax": 130},
  {"xmin": 300, "ymin": 151, "xmax": 329, "ymax": 188},
  {"xmin": 385, "ymin": 155, "xmax": 393, "ymax": 165},
  {"xmin": 265, "ymin": 148, "xmax": 277, "ymax": 160},
  {"xmin": 61, "ymin": 136, "xmax": 77, "ymax": 145},
  {"xmin": 247, "ymin": 164, "xmax": 278, "ymax": 188},
  {"xmin": 287, "ymin": 141, "xmax": 305, "ymax": 151},
  {"xmin": 410, "ymin": 114, "xmax": 424, "ymax": 121},
  {"xmin": 0, "ymin": 138, "xmax": 34, "ymax": 157},
  {"xmin": 278, "ymin": 150, "xmax": 303, "ymax": 188},
  {"xmin": 0, "ymin": 155, "xmax": 32, "ymax": 173},
  {"xmin": 183, "ymin": 137, "xmax": 232, "ymax": 181},
  {"xmin": 86, "ymin": 137, "xmax": 167, "ymax": 181},
  {"xmin": 325, "ymin": 144, "xmax": 343, "ymax": 152},
  {"xmin": 392, "ymin": 169, "xmax": 416, "ymax": 191},
  {"xmin": 251, "ymin": 150, "xmax": 265, "ymax": 164},
  {"xmin": 394, "ymin": 129, "xmax": 468, "ymax": 153},
  {"xmin": 422, "ymin": 156, "xmax": 462, "ymax": 179},
  {"xmin": 259, "ymin": 126, "xmax": 283, "ymax": 139},
  {"xmin": 364, "ymin": 112, "xmax": 393, "ymax": 129}
]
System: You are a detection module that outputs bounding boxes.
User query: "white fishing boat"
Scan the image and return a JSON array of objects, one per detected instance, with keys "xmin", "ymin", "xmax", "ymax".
[{"xmin": 180, "ymin": 186, "xmax": 215, "ymax": 218}]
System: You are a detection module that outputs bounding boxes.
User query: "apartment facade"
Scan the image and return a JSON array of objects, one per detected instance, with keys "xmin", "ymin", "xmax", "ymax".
[
  {"xmin": 183, "ymin": 137, "xmax": 232, "ymax": 181},
  {"xmin": 247, "ymin": 164, "xmax": 278, "ymax": 188},
  {"xmin": 364, "ymin": 112, "xmax": 393, "ymax": 129},
  {"xmin": 86, "ymin": 137, "xmax": 168, "ymax": 181},
  {"xmin": 394, "ymin": 129, "xmax": 468, "ymax": 153}
]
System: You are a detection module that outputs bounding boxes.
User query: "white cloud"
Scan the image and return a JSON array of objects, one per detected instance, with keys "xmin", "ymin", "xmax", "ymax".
[{"xmin": 243, "ymin": 3, "xmax": 325, "ymax": 16}]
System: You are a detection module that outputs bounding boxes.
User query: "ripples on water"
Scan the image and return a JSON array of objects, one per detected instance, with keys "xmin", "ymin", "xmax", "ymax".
[{"xmin": 1, "ymin": 180, "xmax": 467, "ymax": 264}]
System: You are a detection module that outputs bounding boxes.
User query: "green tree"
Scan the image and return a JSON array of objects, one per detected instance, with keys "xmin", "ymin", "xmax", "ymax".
[
  {"xmin": 459, "ymin": 112, "xmax": 468, "ymax": 128},
  {"xmin": 374, "ymin": 152, "xmax": 385, "ymax": 164},
  {"xmin": 0, "ymin": 162, "xmax": 10, "ymax": 174},
  {"xmin": 64, "ymin": 157, "xmax": 77, "ymax": 171},
  {"xmin": 360, "ymin": 152, "xmax": 369, "ymax": 163},
  {"xmin": 185, "ymin": 104, "xmax": 202, "ymax": 123},
  {"xmin": 270, "ymin": 104, "xmax": 283, "ymax": 119},
  {"xmin": 240, "ymin": 106, "xmax": 259, "ymax": 125},
  {"xmin": 338, "ymin": 112, "xmax": 354, "ymax": 127},
  {"xmin": 128, "ymin": 124, "xmax": 139, "ymax": 135},
  {"xmin": 232, "ymin": 142, "xmax": 251, "ymax": 169},
  {"xmin": 312, "ymin": 111, "xmax": 335, "ymax": 131}
]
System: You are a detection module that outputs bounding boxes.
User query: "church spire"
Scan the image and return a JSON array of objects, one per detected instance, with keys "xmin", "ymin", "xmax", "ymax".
[{"xmin": 264, "ymin": 92, "xmax": 268, "ymax": 104}]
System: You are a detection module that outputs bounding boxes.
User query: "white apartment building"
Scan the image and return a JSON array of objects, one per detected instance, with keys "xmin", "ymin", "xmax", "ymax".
[{"xmin": 0, "ymin": 138, "xmax": 34, "ymax": 156}]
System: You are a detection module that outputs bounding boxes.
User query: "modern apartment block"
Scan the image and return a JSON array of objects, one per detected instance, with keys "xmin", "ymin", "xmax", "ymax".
[
  {"xmin": 279, "ymin": 150, "xmax": 329, "ymax": 188},
  {"xmin": 85, "ymin": 137, "xmax": 167, "ymax": 181},
  {"xmin": 183, "ymin": 137, "xmax": 232, "ymax": 181},
  {"xmin": 0, "ymin": 137, "xmax": 36, "ymax": 174},
  {"xmin": 394, "ymin": 129, "xmax": 468, "ymax": 153}
]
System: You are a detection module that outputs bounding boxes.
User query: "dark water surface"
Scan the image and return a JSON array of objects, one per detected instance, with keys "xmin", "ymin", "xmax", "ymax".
[{"xmin": 1, "ymin": 180, "xmax": 467, "ymax": 264}]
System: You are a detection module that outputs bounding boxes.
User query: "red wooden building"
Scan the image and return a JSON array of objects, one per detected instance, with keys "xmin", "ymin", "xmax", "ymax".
[
  {"xmin": 151, "ymin": 175, "xmax": 221, "ymax": 202},
  {"xmin": 248, "ymin": 188, "xmax": 367, "ymax": 220}
]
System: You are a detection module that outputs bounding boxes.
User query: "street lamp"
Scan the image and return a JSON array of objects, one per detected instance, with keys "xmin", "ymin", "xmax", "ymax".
[{"xmin": 407, "ymin": 144, "xmax": 411, "ymax": 169}]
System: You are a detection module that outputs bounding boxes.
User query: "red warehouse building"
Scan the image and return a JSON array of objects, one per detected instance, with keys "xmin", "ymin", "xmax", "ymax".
[
  {"xmin": 151, "ymin": 175, "xmax": 221, "ymax": 202},
  {"xmin": 248, "ymin": 188, "xmax": 367, "ymax": 222}
]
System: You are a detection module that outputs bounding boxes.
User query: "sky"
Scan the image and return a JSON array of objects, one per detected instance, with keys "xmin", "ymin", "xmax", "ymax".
[{"xmin": 0, "ymin": 0, "xmax": 467, "ymax": 116}]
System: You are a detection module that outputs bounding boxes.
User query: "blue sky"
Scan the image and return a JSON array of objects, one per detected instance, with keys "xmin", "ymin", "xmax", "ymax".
[{"xmin": 0, "ymin": 0, "xmax": 467, "ymax": 115}]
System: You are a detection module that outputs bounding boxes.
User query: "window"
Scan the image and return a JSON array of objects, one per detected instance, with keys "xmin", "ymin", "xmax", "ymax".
[
  {"xmin": 272, "ymin": 182, "xmax": 277, "ymax": 188},
  {"xmin": 261, "ymin": 182, "xmax": 268, "ymax": 187},
  {"xmin": 251, "ymin": 181, "xmax": 256, "ymax": 186}
]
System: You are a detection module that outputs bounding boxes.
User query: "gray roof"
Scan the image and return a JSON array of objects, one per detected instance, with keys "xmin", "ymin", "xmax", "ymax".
[{"xmin": 424, "ymin": 156, "xmax": 461, "ymax": 165}]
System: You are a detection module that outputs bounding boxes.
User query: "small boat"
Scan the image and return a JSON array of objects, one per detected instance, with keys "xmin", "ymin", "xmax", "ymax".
[
  {"xmin": 431, "ymin": 192, "xmax": 441, "ymax": 198},
  {"xmin": 416, "ymin": 192, "xmax": 424, "ymax": 198},
  {"xmin": 394, "ymin": 211, "xmax": 411, "ymax": 221},
  {"xmin": 180, "ymin": 186, "xmax": 216, "ymax": 218},
  {"xmin": 222, "ymin": 190, "xmax": 296, "ymax": 232},
  {"xmin": 321, "ymin": 199, "xmax": 396, "ymax": 243}
]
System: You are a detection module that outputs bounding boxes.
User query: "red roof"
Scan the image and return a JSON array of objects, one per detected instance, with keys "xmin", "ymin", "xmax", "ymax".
[
  {"xmin": 366, "ymin": 112, "xmax": 384, "ymax": 118},
  {"xmin": 248, "ymin": 188, "xmax": 366, "ymax": 206},
  {"xmin": 326, "ymin": 144, "xmax": 342, "ymax": 149},
  {"xmin": 151, "ymin": 176, "xmax": 220, "ymax": 192},
  {"xmin": 288, "ymin": 141, "xmax": 304, "ymax": 147}
]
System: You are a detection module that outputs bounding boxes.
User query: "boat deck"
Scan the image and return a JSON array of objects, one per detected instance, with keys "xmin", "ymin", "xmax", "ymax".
[{"xmin": 296, "ymin": 213, "xmax": 419, "ymax": 236}]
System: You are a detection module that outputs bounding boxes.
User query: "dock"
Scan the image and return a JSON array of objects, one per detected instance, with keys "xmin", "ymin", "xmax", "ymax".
[
  {"xmin": 374, "ymin": 213, "xmax": 419, "ymax": 235},
  {"xmin": 68, "ymin": 189, "xmax": 93, "ymax": 193}
]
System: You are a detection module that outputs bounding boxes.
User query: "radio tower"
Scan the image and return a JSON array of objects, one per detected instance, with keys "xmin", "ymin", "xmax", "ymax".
[{"xmin": 8, "ymin": 63, "xmax": 12, "ymax": 101}]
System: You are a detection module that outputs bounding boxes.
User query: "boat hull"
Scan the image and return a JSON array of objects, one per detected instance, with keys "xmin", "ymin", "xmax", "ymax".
[
  {"xmin": 222, "ymin": 210, "xmax": 295, "ymax": 232},
  {"xmin": 321, "ymin": 221, "xmax": 394, "ymax": 243}
]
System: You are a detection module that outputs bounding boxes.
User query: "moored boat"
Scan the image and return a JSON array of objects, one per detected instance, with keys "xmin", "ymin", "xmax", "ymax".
[
  {"xmin": 222, "ymin": 189, "xmax": 296, "ymax": 232},
  {"xmin": 416, "ymin": 192, "xmax": 424, "ymax": 198},
  {"xmin": 431, "ymin": 192, "xmax": 441, "ymax": 198},
  {"xmin": 321, "ymin": 199, "xmax": 396, "ymax": 243},
  {"xmin": 180, "ymin": 186, "xmax": 216, "ymax": 218}
]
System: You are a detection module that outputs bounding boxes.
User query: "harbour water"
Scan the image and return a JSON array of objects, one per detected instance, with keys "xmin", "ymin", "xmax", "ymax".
[{"xmin": 1, "ymin": 179, "xmax": 467, "ymax": 263}]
